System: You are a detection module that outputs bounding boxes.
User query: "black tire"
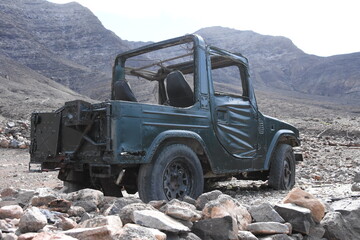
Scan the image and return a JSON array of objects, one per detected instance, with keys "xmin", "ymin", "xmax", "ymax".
[
  {"xmin": 138, "ymin": 144, "xmax": 204, "ymax": 202},
  {"xmin": 268, "ymin": 144, "xmax": 295, "ymax": 190}
]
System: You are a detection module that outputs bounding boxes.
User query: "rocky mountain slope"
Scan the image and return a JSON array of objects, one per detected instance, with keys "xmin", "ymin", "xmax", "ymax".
[
  {"xmin": 0, "ymin": 53, "xmax": 88, "ymax": 120},
  {"xmin": 195, "ymin": 27, "xmax": 360, "ymax": 99},
  {"xmin": 0, "ymin": 0, "xmax": 359, "ymax": 122}
]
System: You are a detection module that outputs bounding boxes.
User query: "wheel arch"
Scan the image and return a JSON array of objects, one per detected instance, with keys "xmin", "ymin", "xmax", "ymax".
[
  {"xmin": 264, "ymin": 130, "xmax": 299, "ymax": 170},
  {"xmin": 144, "ymin": 130, "xmax": 213, "ymax": 174}
]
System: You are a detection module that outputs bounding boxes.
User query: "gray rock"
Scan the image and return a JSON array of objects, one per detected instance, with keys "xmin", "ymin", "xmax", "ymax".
[
  {"xmin": 73, "ymin": 200, "xmax": 97, "ymax": 212},
  {"xmin": 0, "ymin": 219, "xmax": 16, "ymax": 233},
  {"xmin": 67, "ymin": 206, "xmax": 86, "ymax": 217},
  {"xmin": 119, "ymin": 202, "xmax": 155, "ymax": 225},
  {"xmin": 79, "ymin": 215, "xmax": 122, "ymax": 229},
  {"xmin": 238, "ymin": 230, "xmax": 258, "ymax": 240},
  {"xmin": 39, "ymin": 208, "xmax": 62, "ymax": 224},
  {"xmin": 258, "ymin": 234, "xmax": 293, "ymax": 240},
  {"xmin": 16, "ymin": 189, "xmax": 37, "ymax": 207},
  {"xmin": 105, "ymin": 197, "xmax": 142, "ymax": 215},
  {"xmin": 66, "ymin": 188, "xmax": 104, "ymax": 207},
  {"xmin": 183, "ymin": 196, "xmax": 197, "ymax": 206},
  {"xmin": 160, "ymin": 199, "xmax": 202, "ymax": 222},
  {"xmin": 2, "ymin": 233, "xmax": 17, "ymax": 240},
  {"xmin": 133, "ymin": 209, "xmax": 190, "ymax": 233},
  {"xmin": 307, "ymin": 224, "xmax": 325, "ymax": 238},
  {"xmin": 0, "ymin": 205, "xmax": 23, "ymax": 219},
  {"xmin": 63, "ymin": 225, "xmax": 117, "ymax": 240},
  {"xmin": 18, "ymin": 207, "xmax": 47, "ymax": 233},
  {"xmin": 30, "ymin": 188, "xmax": 57, "ymax": 207},
  {"xmin": 116, "ymin": 223, "xmax": 166, "ymax": 240},
  {"xmin": 179, "ymin": 232, "xmax": 202, "ymax": 240},
  {"xmin": 274, "ymin": 203, "xmax": 315, "ymax": 235},
  {"xmin": 247, "ymin": 222, "xmax": 290, "ymax": 235},
  {"xmin": 354, "ymin": 172, "xmax": 360, "ymax": 183},
  {"xmin": 192, "ymin": 215, "xmax": 238, "ymax": 240},
  {"xmin": 331, "ymin": 198, "xmax": 360, "ymax": 234},
  {"xmin": 351, "ymin": 183, "xmax": 360, "ymax": 191},
  {"xmin": 249, "ymin": 202, "xmax": 285, "ymax": 223},
  {"xmin": 195, "ymin": 190, "xmax": 222, "ymax": 210},
  {"xmin": 321, "ymin": 211, "xmax": 357, "ymax": 240}
]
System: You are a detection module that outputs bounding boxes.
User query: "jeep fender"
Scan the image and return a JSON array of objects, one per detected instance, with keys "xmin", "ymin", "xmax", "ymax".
[
  {"xmin": 264, "ymin": 129, "xmax": 300, "ymax": 170},
  {"xmin": 144, "ymin": 130, "xmax": 212, "ymax": 168}
]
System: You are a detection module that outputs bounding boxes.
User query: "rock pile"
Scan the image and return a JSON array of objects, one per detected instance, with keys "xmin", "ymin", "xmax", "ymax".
[
  {"xmin": 0, "ymin": 121, "xmax": 30, "ymax": 149},
  {"xmin": 1, "ymin": 187, "xmax": 360, "ymax": 240}
]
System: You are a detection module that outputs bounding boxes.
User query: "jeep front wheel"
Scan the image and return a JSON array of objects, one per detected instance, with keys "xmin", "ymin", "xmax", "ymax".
[
  {"xmin": 268, "ymin": 143, "xmax": 295, "ymax": 190},
  {"xmin": 138, "ymin": 144, "xmax": 204, "ymax": 202}
]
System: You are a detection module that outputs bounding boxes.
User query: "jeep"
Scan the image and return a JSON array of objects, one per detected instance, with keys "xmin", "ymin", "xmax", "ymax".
[{"xmin": 30, "ymin": 34, "xmax": 302, "ymax": 202}]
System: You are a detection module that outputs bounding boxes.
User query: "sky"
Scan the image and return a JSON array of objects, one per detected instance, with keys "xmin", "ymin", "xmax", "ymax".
[{"xmin": 47, "ymin": 0, "xmax": 360, "ymax": 57}]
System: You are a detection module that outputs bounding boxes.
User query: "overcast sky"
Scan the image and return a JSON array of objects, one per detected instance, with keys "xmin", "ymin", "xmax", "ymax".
[{"xmin": 47, "ymin": 0, "xmax": 360, "ymax": 57}]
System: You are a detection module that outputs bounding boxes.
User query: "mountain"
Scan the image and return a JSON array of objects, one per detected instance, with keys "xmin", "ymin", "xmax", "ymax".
[
  {"xmin": 0, "ymin": 0, "xmax": 131, "ymax": 99},
  {"xmin": 195, "ymin": 27, "xmax": 360, "ymax": 99},
  {"xmin": 0, "ymin": 52, "xmax": 89, "ymax": 120},
  {"xmin": 0, "ymin": 0, "xmax": 359, "ymax": 121}
]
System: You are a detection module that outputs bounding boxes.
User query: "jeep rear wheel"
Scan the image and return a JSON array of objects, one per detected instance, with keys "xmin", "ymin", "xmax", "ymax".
[
  {"xmin": 268, "ymin": 143, "xmax": 295, "ymax": 190},
  {"xmin": 138, "ymin": 144, "xmax": 204, "ymax": 202}
]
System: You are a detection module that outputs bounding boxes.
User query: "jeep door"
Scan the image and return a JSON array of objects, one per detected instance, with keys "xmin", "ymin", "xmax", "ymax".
[{"xmin": 209, "ymin": 50, "xmax": 259, "ymax": 162}]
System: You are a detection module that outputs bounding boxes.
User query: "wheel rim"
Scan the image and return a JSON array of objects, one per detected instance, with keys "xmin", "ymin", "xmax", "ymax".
[
  {"xmin": 283, "ymin": 159, "xmax": 292, "ymax": 188},
  {"xmin": 163, "ymin": 158, "xmax": 192, "ymax": 200}
]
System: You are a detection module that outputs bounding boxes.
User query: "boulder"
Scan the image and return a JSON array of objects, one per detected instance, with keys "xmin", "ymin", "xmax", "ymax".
[
  {"xmin": 202, "ymin": 194, "xmax": 252, "ymax": 231},
  {"xmin": 257, "ymin": 234, "xmax": 293, "ymax": 240},
  {"xmin": 132, "ymin": 209, "xmax": 190, "ymax": 233},
  {"xmin": 282, "ymin": 188, "xmax": 325, "ymax": 223},
  {"xmin": 31, "ymin": 232, "xmax": 77, "ymax": 240},
  {"xmin": 160, "ymin": 199, "xmax": 202, "ymax": 222},
  {"xmin": 0, "ymin": 219, "xmax": 16, "ymax": 233},
  {"xmin": 17, "ymin": 232, "xmax": 38, "ymax": 240},
  {"xmin": 195, "ymin": 190, "xmax": 222, "ymax": 210},
  {"xmin": 63, "ymin": 226, "xmax": 117, "ymax": 240},
  {"xmin": 79, "ymin": 215, "xmax": 122, "ymax": 230},
  {"xmin": 192, "ymin": 215, "xmax": 238, "ymax": 240},
  {"xmin": 18, "ymin": 207, "xmax": 47, "ymax": 233},
  {"xmin": 321, "ymin": 211, "xmax": 357, "ymax": 240},
  {"xmin": 48, "ymin": 199, "xmax": 72, "ymax": 213},
  {"xmin": 57, "ymin": 215, "xmax": 77, "ymax": 230},
  {"xmin": 178, "ymin": 232, "xmax": 202, "ymax": 240},
  {"xmin": 30, "ymin": 188, "xmax": 58, "ymax": 207},
  {"xmin": 249, "ymin": 202, "xmax": 285, "ymax": 223},
  {"xmin": 104, "ymin": 197, "xmax": 142, "ymax": 215},
  {"xmin": 0, "ymin": 205, "xmax": 23, "ymax": 219},
  {"xmin": 331, "ymin": 198, "xmax": 360, "ymax": 235},
  {"xmin": 116, "ymin": 223, "xmax": 166, "ymax": 240},
  {"xmin": 67, "ymin": 206, "xmax": 86, "ymax": 217},
  {"xmin": 238, "ymin": 230, "xmax": 258, "ymax": 240},
  {"xmin": 66, "ymin": 188, "xmax": 104, "ymax": 207},
  {"xmin": 274, "ymin": 203, "xmax": 315, "ymax": 235},
  {"xmin": 247, "ymin": 222, "xmax": 291, "ymax": 235},
  {"xmin": 119, "ymin": 202, "xmax": 155, "ymax": 225}
]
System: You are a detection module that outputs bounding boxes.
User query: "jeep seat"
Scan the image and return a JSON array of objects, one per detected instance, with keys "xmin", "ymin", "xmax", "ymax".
[
  {"xmin": 166, "ymin": 70, "xmax": 194, "ymax": 107},
  {"xmin": 114, "ymin": 80, "xmax": 137, "ymax": 102}
]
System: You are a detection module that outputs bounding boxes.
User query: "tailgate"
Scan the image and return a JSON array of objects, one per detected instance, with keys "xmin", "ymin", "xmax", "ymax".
[{"xmin": 30, "ymin": 112, "xmax": 61, "ymax": 162}]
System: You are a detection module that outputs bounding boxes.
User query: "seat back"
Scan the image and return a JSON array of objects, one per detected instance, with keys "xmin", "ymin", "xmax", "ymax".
[
  {"xmin": 165, "ymin": 71, "xmax": 194, "ymax": 107},
  {"xmin": 114, "ymin": 80, "xmax": 137, "ymax": 102}
]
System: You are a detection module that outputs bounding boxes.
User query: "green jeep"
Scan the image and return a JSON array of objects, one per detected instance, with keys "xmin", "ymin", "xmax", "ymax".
[{"xmin": 30, "ymin": 34, "xmax": 302, "ymax": 202}]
